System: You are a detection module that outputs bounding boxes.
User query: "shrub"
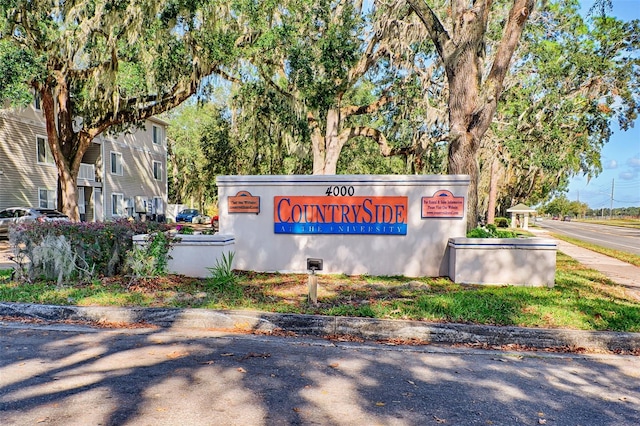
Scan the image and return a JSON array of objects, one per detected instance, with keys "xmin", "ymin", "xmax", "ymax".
[
  {"xmin": 467, "ymin": 224, "xmax": 517, "ymax": 238},
  {"xmin": 126, "ymin": 231, "xmax": 173, "ymax": 278},
  {"xmin": 10, "ymin": 219, "xmax": 170, "ymax": 280},
  {"xmin": 494, "ymin": 217, "xmax": 510, "ymax": 228},
  {"xmin": 206, "ymin": 251, "xmax": 240, "ymax": 297},
  {"xmin": 176, "ymin": 225, "xmax": 194, "ymax": 234}
]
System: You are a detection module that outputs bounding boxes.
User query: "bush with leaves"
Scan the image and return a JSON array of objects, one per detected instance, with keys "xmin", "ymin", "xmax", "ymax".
[
  {"xmin": 176, "ymin": 225, "xmax": 194, "ymax": 234},
  {"xmin": 467, "ymin": 224, "xmax": 518, "ymax": 239},
  {"xmin": 9, "ymin": 219, "xmax": 170, "ymax": 280},
  {"xmin": 494, "ymin": 217, "xmax": 510, "ymax": 228},
  {"xmin": 126, "ymin": 231, "xmax": 173, "ymax": 278}
]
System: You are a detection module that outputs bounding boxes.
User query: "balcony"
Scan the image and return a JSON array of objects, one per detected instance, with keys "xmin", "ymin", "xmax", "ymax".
[
  {"xmin": 79, "ymin": 163, "xmax": 95, "ymax": 180},
  {"xmin": 78, "ymin": 163, "xmax": 101, "ymax": 186}
]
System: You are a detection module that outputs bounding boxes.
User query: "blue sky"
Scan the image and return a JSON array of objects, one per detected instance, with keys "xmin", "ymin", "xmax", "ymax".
[{"xmin": 566, "ymin": 0, "xmax": 640, "ymax": 209}]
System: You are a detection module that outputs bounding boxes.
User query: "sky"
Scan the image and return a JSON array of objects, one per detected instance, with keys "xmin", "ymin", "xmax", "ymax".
[{"xmin": 566, "ymin": 0, "xmax": 640, "ymax": 209}]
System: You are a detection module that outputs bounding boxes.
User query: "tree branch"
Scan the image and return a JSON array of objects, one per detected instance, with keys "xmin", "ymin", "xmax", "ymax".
[
  {"xmin": 340, "ymin": 94, "xmax": 393, "ymax": 118},
  {"xmin": 485, "ymin": 0, "xmax": 535, "ymax": 100},
  {"xmin": 406, "ymin": 0, "xmax": 454, "ymax": 61},
  {"xmin": 338, "ymin": 126, "xmax": 392, "ymax": 156}
]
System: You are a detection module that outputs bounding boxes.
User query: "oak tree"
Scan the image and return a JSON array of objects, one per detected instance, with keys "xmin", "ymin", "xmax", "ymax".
[{"xmin": 0, "ymin": 0, "xmax": 240, "ymax": 220}]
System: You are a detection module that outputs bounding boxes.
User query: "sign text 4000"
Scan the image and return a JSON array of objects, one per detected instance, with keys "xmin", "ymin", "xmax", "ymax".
[{"xmin": 325, "ymin": 186, "xmax": 355, "ymax": 196}]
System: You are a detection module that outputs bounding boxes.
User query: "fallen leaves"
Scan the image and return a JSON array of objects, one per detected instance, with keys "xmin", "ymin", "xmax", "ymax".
[{"xmin": 166, "ymin": 350, "xmax": 189, "ymax": 359}]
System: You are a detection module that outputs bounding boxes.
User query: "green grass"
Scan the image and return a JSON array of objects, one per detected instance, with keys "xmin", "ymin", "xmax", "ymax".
[
  {"xmin": 1, "ymin": 253, "xmax": 638, "ymax": 332},
  {"xmin": 550, "ymin": 233, "xmax": 640, "ymax": 267}
]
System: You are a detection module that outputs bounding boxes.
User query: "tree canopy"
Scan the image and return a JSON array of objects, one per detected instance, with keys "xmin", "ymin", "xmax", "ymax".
[
  {"xmin": 480, "ymin": 0, "xmax": 640, "ymax": 217},
  {"xmin": 0, "ymin": 0, "xmax": 241, "ymax": 220},
  {"xmin": 2, "ymin": 0, "xmax": 638, "ymax": 227}
]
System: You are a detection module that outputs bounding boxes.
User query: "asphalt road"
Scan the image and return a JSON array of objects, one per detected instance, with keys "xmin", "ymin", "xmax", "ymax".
[
  {"xmin": 1, "ymin": 323, "xmax": 639, "ymax": 426},
  {"xmin": 536, "ymin": 220, "xmax": 640, "ymax": 255}
]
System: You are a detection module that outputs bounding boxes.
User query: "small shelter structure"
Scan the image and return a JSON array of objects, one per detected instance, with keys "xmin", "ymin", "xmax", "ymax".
[{"xmin": 506, "ymin": 203, "xmax": 537, "ymax": 230}]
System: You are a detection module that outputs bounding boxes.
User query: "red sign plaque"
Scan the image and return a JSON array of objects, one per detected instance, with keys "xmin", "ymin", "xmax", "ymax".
[
  {"xmin": 228, "ymin": 191, "xmax": 260, "ymax": 214},
  {"xmin": 421, "ymin": 190, "xmax": 465, "ymax": 218}
]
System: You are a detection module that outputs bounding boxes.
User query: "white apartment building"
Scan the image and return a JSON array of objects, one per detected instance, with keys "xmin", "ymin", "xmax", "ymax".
[{"xmin": 0, "ymin": 99, "xmax": 168, "ymax": 221}]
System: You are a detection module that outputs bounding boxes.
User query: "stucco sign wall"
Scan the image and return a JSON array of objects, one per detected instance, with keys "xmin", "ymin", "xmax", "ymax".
[{"xmin": 217, "ymin": 174, "xmax": 470, "ymax": 277}]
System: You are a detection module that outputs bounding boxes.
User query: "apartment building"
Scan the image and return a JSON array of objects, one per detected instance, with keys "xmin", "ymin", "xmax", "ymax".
[{"xmin": 0, "ymin": 100, "xmax": 168, "ymax": 221}]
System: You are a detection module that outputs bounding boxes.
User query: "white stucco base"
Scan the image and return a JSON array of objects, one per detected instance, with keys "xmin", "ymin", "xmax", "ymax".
[
  {"xmin": 133, "ymin": 234, "xmax": 235, "ymax": 278},
  {"xmin": 217, "ymin": 175, "xmax": 470, "ymax": 277},
  {"xmin": 448, "ymin": 237, "xmax": 557, "ymax": 287}
]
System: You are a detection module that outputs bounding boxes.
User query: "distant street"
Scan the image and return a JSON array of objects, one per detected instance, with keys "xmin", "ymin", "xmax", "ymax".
[
  {"xmin": 1, "ymin": 323, "xmax": 640, "ymax": 426},
  {"xmin": 537, "ymin": 220, "xmax": 640, "ymax": 255}
]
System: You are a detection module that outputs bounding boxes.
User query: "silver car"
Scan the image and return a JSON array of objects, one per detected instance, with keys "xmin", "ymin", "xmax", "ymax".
[{"xmin": 0, "ymin": 207, "xmax": 70, "ymax": 238}]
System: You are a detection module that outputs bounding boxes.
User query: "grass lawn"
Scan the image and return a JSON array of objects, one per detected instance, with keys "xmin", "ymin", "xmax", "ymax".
[
  {"xmin": 1, "ymin": 251, "xmax": 639, "ymax": 333},
  {"xmin": 576, "ymin": 218, "xmax": 640, "ymax": 229}
]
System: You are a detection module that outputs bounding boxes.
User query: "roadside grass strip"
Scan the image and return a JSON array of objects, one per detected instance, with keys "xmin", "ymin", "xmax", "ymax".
[
  {"xmin": 551, "ymin": 232, "xmax": 640, "ymax": 267},
  {"xmin": 1, "ymin": 252, "xmax": 638, "ymax": 332}
]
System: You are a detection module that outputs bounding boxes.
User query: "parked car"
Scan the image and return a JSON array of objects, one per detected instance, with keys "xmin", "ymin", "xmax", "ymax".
[
  {"xmin": 0, "ymin": 207, "xmax": 70, "ymax": 238},
  {"xmin": 192, "ymin": 214, "xmax": 211, "ymax": 224},
  {"xmin": 563, "ymin": 216, "xmax": 572, "ymax": 222},
  {"xmin": 175, "ymin": 209, "xmax": 200, "ymax": 222}
]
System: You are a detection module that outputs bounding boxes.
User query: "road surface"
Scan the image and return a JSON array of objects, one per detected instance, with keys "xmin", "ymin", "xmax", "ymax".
[
  {"xmin": 537, "ymin": 220, "xmax": 640, "ymax": 255},
  {"xmin": 1, "ymin": 322, "xmax": 639, "ymax": 426}
]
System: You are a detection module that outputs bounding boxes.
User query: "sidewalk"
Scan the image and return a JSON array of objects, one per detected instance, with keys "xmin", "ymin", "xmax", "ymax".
[{"xmin": 529, "ymin": 228, "xmax": 640, "ymax": 301}]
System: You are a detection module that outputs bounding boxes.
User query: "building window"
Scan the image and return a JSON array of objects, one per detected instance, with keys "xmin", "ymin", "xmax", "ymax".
[
  {"xmin": 110, "ymin": 151, "xmax": 123, "ymax": 175},
  {"xmin": 34, "ymin": 93, "xmax": 42, "ymax": 111},
  {"xmin": 152, "ymin": 125, "xmax": 163, "ymax": 145},
  {"xmin": 153, "ymin": 161, "xmax": 162, "ymax": 181},
  {"xmin": 37, "ymin": 136, "xmax": 54, "ymax": 165},
  {"xmin": 153, "ymin": 197, "xmax": 164, "ymax": 215},
  {"xmin": 111, "ymin": 193, "xmax": 124, "ymax": 216},
  {"xmin": 77, "ymin": 188, "xmax": 86, "ymax": 215},
  {"xmin": 39, "ymin": 189, "xmax": 56, "ymax": 209}
]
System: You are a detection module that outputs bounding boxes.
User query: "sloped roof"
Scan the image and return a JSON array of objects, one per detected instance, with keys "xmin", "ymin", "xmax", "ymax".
[{"xmin": 506, "ymin": 203, "xmax": 536, "ymax": 213}]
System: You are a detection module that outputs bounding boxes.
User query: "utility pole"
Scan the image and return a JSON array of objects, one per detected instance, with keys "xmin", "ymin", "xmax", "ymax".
[{"xmin": 610, "ymin": 179, "xmax": 614, "ymax": 220}]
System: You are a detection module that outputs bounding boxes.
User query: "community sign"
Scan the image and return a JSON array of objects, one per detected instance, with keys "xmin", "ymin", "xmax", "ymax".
[{"xmin": 274, "ymin": 196, "xmax": 408, "ymax": 235}]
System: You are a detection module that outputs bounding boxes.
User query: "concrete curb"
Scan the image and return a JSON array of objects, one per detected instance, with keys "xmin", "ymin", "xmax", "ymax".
[{"xmin": 2, "ymin": 302, "xmax": 639, "ymax": 353}]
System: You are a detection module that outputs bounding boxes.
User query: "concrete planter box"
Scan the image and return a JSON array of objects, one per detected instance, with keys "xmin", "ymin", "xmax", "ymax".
[
  {"xmin": 133, "ymin": 234, "xmax": 235, "ymax": 278},
  {"xmin": 448, "ymin": 237, "xmax": 557, "ymax": 287}
]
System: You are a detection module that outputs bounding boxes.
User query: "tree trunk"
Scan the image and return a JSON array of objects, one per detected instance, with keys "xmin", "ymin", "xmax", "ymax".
[
  {"xmin": 57, "ymin": 166, "xmax": 80, "ymax": 221},
  {"xmin": 446, "ymin": 39, "xmax": 483, "ymax": 231},
  {"xmin": 40, "ymin": 84, "xmax": 81, "ymax": 221},
  {"xmin": 486, "ymin": 158, "xmax": 498, "ymax": 225},
  {"xmin": 447, "ymin": 130, "xmax": 480, "ymax": 230},
  {"xmin": 408, "ymin": 0, "xmax": 535, "ymax": 232},
  {"xmin": 311, "ymin": 108, "xmax": 344, "ymax": 175}
]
